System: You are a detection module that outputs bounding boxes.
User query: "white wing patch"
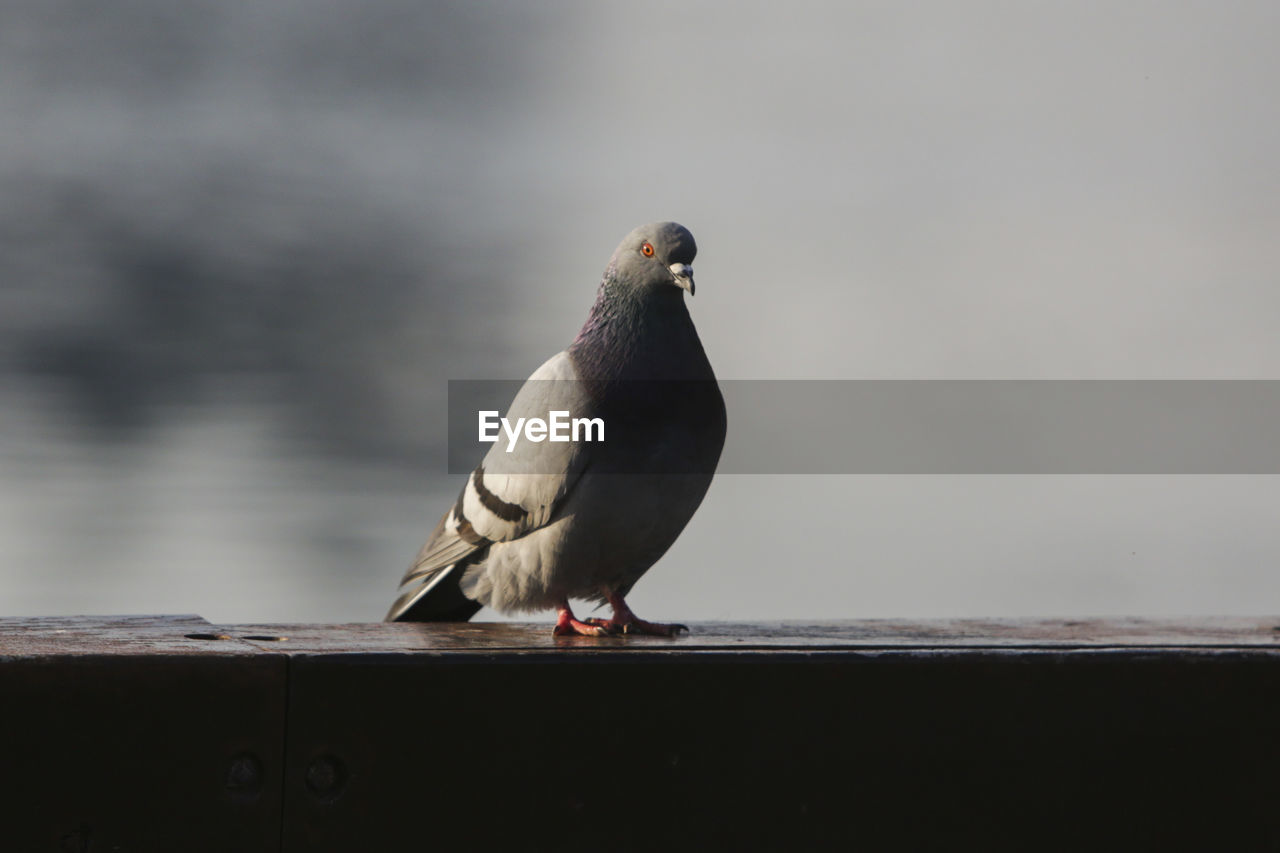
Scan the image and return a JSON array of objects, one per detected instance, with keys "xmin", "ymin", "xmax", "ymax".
[{"xmin": 393, "ymin": 350, "xmax": 594, "ymax": 595}]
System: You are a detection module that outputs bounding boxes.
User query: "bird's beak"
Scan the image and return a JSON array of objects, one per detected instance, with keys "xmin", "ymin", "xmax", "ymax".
[{"xmin": 669, "ymin": 263, "xmax": 695, "ymax": 296}]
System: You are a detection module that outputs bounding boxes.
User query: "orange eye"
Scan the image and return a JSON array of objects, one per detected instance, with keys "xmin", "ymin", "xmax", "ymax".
[{"xmin": 641, "ymin": 242, "xmax": 655, "ymax": 257}]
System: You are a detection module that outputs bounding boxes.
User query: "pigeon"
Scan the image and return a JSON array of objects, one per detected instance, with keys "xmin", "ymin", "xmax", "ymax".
[{"xmin": 386, "ymin": 222, "xmax": 726, "ymax": 636}]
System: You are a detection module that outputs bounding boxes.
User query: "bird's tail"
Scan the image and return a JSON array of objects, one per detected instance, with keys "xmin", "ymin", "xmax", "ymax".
[{"xmin": 385, "ymin": 560, "xmax": 483, "ymax": 622}]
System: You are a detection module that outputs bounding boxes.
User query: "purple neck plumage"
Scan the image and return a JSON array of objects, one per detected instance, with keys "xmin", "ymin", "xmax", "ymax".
[{"xmin": 568, "ymin": 263, "xmax": 703, "ymax": 388}]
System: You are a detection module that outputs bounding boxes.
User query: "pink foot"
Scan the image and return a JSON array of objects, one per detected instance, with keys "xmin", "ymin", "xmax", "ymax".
[
  {"xmin": 552, "ymin": 603, "xmax": 612, "ymax": 637},
  {"xmin": 593, "ymin": 591, "xmax": 689, "ymax": 637},
  {"xmin": 595, "ymin": 617, "xmax": 688, "ymax": 637}
]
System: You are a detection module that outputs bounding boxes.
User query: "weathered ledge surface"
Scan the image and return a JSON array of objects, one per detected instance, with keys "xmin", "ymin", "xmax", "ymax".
[{"xmin": 7, "ymin": 613, "xmax": 1280, "ymax": 655}]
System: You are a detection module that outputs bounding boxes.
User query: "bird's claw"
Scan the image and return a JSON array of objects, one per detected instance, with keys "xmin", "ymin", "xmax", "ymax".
[{"xmin": 630, "ymin": 620, "xmax": 688, "ymax": 637}]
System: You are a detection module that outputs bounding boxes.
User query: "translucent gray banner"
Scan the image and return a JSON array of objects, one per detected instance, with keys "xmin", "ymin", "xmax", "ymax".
[{"xmin": 448, "ymin": 380, "xmax": 1280, "ymax": 474}]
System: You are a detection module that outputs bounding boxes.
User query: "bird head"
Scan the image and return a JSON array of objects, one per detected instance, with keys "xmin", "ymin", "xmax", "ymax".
[{"xmin": 612, "ymin": 221, "xmax": 698, "ymax": 296}]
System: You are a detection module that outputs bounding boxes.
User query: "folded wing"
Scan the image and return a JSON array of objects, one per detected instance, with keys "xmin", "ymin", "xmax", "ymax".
[{"xmin": 386, "ymin": 351, "xmax": 593, "ymax": 620}]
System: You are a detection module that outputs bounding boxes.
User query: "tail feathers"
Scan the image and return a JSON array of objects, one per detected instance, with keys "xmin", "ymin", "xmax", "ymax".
[{"xmin": 385, "ymin": 562, "xmax": 483, "ymax": 622}]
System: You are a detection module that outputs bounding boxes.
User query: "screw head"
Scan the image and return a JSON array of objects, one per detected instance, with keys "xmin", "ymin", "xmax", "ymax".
[
  {"xmin": 306, "ymin": 754, "xmax": 348, "ymax": 802},
  {"xmin": 226, "ymin": 753, "xmax": 264, "ymax": 801}
]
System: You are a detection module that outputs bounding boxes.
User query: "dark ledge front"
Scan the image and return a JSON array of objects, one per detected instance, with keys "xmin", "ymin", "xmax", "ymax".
[{"xmin": 4, "ymin": 615, "xmax": 1279, "ymax": 850}]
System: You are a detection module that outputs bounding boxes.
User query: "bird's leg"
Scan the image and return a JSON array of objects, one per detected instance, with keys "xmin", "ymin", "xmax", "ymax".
[
  {"xmin": 586, "ymin": 590, "xmax": 688, "ymax": 637},
  {"xmin": 552, "ymin": 600, "xmax": 613, "ymax": 637}
]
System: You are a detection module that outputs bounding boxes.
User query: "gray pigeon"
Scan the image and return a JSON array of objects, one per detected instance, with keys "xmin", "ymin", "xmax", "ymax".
[{"xmin": 386, "ymin": 222, "xmax": 725, "ymax": 635}]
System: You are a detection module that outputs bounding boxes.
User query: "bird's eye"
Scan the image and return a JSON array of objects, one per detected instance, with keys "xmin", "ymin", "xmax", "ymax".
[{"xmin": 641, "ymin": 242, "xmax": 655, "ymax": 257}]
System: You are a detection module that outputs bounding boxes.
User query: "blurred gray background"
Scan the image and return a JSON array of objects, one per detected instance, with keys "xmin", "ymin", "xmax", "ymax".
[{"xmin": 2, "ymin": 1, "xmax": 1278, "ymax": 623}]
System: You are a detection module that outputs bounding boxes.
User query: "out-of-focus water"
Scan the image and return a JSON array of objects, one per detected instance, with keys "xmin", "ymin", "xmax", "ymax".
[{"xmin": 3, "ymin": 2, "xmax": 1280, "ymax": 623}]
